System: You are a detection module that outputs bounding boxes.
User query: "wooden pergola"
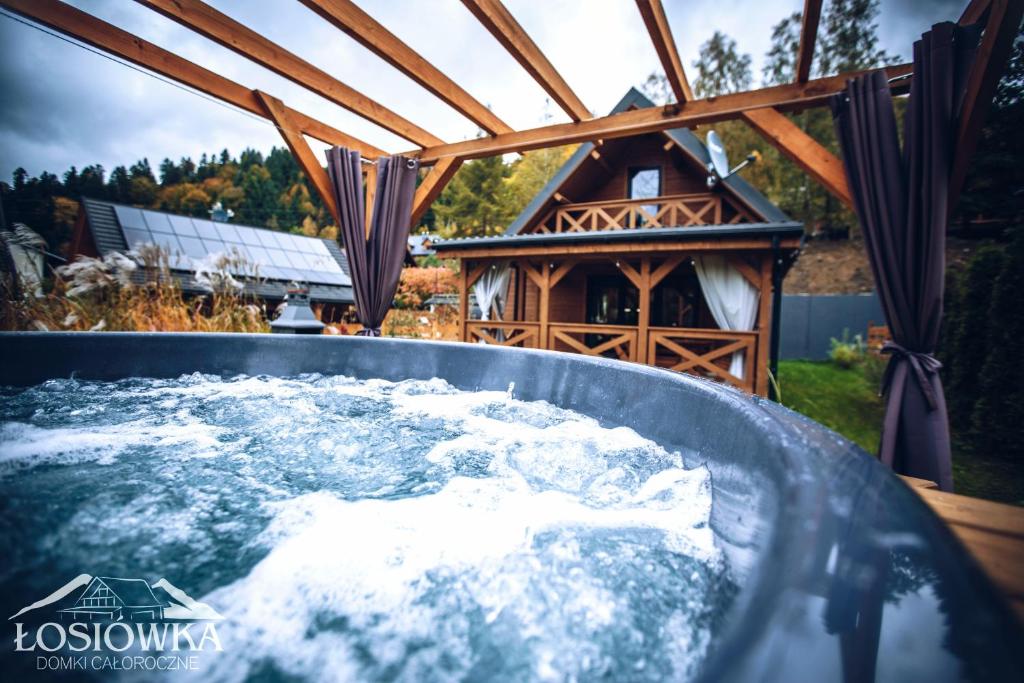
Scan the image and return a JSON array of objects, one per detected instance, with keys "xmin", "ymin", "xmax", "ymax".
[{"xmin": 2, "ymin": 0, "xmax": 1018, "ymax": 230}]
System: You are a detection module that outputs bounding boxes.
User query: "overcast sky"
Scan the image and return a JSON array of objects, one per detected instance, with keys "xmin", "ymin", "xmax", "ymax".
[{"xmin": 0, "ymin": 0, "xmax": 964, "ymax": 183}]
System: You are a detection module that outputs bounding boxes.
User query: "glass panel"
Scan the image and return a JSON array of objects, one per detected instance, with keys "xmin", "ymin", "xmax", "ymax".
[
  {"xmin": 114, "ymin": 205, "xmax": 147, "ymax": 230},
  {"xmin": 177, "ymin": 236, "xmax": 207, "ymax": 259},
  {"xmin": 310, "ymin": 240, "xmax": 331, "ymax": 257},
  {"xmin": 261, "ymin": 266, "xmax": 286, "ymax": 280},
  {"xmin": 149, "ymin": 231, "xmax": 181, "ymax": 253},
  {"xmin": 267, "ymin": 250, "xmax": 292, "ymax": 267},
  {"xmin": 288, "ymin": 252, "xmax": 314, "ymax": 270},
  {"xmin": 295, "ymin": 236, "xmax": 319, "ymax": 254},
  {"xmin": 256, "ymin": 229, "xmax": 281, "ymax": 248},
  {"xmin": 247, "ymin": 246, "xmax": 271, "ymax": 265},
  {"xmin": 168, "ymin": 214, "xmax": 198, "ymax": 237},
  {"xmin": 200, "ymin": 238, "xmax": 227, "ymax": 256},
  {"xmin": 123, "ymin": 228, "xmax": 152, "ymax": 248},
  {"xmin": 629, "ymin": 167, "xmax": 661, "ymax": 226},
  {"xmin": 192, "ymin": 219, "xmax": 220, "ymax": 241},
  {"xmin": 235, "ymin": 226, "xmax": 262, "ymax": 246},
  {"xmin": 280, "ymin": 268, "xmax": 304, "ymax": 282},
  {"xmin": 215, "ymin": 222, "xmax": 241, "ymax": 243},
  {"xmin": 142, "ymin": 211, "xmax": 174, "ymax": 234}
]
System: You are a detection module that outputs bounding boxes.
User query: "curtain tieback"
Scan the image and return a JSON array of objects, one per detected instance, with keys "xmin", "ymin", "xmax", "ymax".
[
  {"xmin": 880, "ymin": 341, "xmax": 942, "ymax": 411},
  {"xmin": 356, "ymin": 328, "xmax": 382, "ymax": 337}
]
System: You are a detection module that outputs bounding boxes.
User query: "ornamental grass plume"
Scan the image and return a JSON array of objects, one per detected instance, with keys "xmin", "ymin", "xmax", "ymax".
[{"xmin": 1, "ymin": 243, "xmax": 269, "ymax": 333}]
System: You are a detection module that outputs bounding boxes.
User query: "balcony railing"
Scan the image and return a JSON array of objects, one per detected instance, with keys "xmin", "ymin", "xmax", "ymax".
[
  {"xmin": 536, "ymin": 194, "xmax": 750, "ymax": 233},
  {"xmin": 466, "ymin": 320, "xmax": 759, "ymax": 392}
]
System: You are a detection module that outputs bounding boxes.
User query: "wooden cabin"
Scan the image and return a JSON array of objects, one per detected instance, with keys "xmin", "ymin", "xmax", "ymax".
[{"xmin": 433, "ymin": 89, "xmax": 802, "ymax": 396}]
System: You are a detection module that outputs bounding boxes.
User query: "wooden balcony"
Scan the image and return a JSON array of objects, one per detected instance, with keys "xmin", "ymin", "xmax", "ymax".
[
  {"xmin": 536, "ymin": 193, "xmax": 751, "ymax": 233},
  {"xmin": 467, "ymin": 320, "xmax": 759, "ymax": 392}
]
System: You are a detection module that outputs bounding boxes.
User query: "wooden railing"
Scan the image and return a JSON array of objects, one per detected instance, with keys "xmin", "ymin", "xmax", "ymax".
[
  {"xmin": 537, "ymin": 194, "xmax": 750, "ymax": 233},
  {"xmin": 648, "ymin": 327, "xmax": 758, "ymax": 393},
  {"xmin": 548, "ymin": 323, "xmax": 638, "ymax": 362},
  {"xmin": 466, "ymin": 321, "xmax": 540, "ymax": 348},
  {"xmin": 466, "ymin": 320, "xmax": 759, "ymax": 393}
]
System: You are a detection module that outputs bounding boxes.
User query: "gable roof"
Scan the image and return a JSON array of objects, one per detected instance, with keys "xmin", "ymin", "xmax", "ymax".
[
  {"xmin": 504, "ymin": 87, "xmax": 789, "ymax": 236},
  {"xmin": 79, "ymin": 197, "xmax": 354, "ymax": 305},
  {"xmin": 93, "ymin": 577, "xmax": 165, "ymax": 608}
]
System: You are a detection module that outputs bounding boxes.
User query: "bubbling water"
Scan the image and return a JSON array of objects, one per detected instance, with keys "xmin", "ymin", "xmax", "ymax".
[{"xmin": 0, "ymin": 374, "xmax": 736, "ymax": 682}]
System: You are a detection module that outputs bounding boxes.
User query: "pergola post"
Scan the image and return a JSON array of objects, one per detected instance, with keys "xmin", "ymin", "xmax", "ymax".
[
  {"xmin": 637, "ymin": 257, "xmax": 652, "ymax": 364},
  {"xmin": 756, "ymin": 256, "xmax": 773, "ymax": 397}
]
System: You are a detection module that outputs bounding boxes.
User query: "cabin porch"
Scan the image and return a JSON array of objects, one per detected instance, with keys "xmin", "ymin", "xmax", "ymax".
[{"xmin": 449, "ymin": 236, "xmax": 798, "ymax": 397}]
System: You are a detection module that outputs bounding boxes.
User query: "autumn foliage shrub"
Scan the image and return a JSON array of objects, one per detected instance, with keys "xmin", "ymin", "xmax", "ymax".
[{"xmin": 393, "ymin": 266, "xmax": 457, "ymax": 309}]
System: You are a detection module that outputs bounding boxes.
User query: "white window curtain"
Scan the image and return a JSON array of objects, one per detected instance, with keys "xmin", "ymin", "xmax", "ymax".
[
  {"xmin": 693, "ymin": 255, "xmax": 759, "ymax": 380},
  {"xmin": 472, "ymin": 262, "xmax": 511, "ymax": 322}
]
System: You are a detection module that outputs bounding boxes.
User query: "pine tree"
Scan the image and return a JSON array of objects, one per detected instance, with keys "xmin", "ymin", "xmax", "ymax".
[
  {"xmin": 692, "ymin": 31, "xmax": 752, "ymax": 98},
  {"xmin": 970, "ymin": 229, "xmax": 1024, "ymax": 461}
]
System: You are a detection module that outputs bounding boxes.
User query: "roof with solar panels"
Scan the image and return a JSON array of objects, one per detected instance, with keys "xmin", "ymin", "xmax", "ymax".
[{"xmin": 74, "ymin": 197, "xmax": 354, "ymax": 305}]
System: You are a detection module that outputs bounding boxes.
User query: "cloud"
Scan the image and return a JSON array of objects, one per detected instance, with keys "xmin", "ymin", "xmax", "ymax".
[{"xmin": 0, "ymin": 0, "xmax": 970, "ymax": 183}]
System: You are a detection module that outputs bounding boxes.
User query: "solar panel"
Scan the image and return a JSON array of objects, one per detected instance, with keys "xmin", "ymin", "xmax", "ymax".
[
  {"xmin": 168, "ymin": 214, "xmax": 197, "ymax": 237},
  {"xmin": 110, "ymin": 204, "xmax": 352, "ymax": 289},
  {"xmin": 114, "ymin": 206, "xmax": 147, "ymax": 230},
  {"xmin": 142, "ymin": 211, "xmax": 173, "ymax": 234}
]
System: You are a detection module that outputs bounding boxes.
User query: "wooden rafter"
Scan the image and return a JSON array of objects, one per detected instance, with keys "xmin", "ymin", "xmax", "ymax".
[
  {"xmin": 410, "ymin": 156, "xmax": 462, "ymax": 227},
  {"xmin": 461, "ymin": 0, "xmax": 589, "ymax": 122},
  {"xmin": 960, "ymin": 0, "xmax": 992, "ymax": 25},
  {"xmin": 741, "ymin": 107, "xmax": 852, "ymax": 209},
  {"xmin": 635, "ymin": 0, "xmax": 693, "ymax": 102},
  {"xmin": 136, "ymin": 0, "xmax": 442, "ymax": 147},
  {"xmin": 795, "ymin": 0, "xmax": 823, "ymax": 83},
  {"xmin": 254, "ymin": 90, "xmax": 339, "ymax": 224},
  {"xmin": 949, "ymin": 0, "xmax": 1023, "ymax": 211},
  {"xmin": 0, "ymin": 0, "xmax": 385, "ymax": 158},
  {"xmin": 299, "ymin": 0, "xmax": 512, "ymax": 135},
  {"xmin": 409, "ymin": 63, "xmax": 913, "ymax": 162}
]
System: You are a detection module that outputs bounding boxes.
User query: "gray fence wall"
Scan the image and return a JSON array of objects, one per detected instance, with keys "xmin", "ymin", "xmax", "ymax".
[{"xmin": 779, "ymin": 293, "xmax": 884, "ymax": 360}]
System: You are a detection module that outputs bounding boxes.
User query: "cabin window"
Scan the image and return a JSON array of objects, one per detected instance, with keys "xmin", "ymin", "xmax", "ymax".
[{"xmin": 628, "ymin": 167, "xmax": 661, "ymax": 226}]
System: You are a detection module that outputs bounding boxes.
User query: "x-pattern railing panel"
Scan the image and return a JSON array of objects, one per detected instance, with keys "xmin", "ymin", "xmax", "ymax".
[
  {"xmin": 467, "ymin": 321, "xmax": 540, "ymax": 348},
  {"xmin": 541, "ymin": 194, "xmax": 750, "ymax": 233},
  {"xmin": 648, "ymin": 327, "xmax": 757, "ymax": 393}
]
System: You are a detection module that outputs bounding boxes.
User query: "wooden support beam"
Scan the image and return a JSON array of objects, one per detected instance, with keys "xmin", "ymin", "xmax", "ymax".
[
  {"xmin": 549, "ymin": 260, "xmax": 576, "ymax": 288},
  {"xmin": 960, "ymin": 0, "xmax": 992, "ymax": 25},
  {"xmin": 135, "ymin": 0, "xmax": 441, "ymax": 147},
  {"xmin": 949, "ymin": 0, "xmax": 1023, "ymax": 211},
  {"xmin": 635, "ymin": 0, "xmax": 693, "ymax": 102},
  {"xmin": 637, "ymin": 257, "xmax": 651, "ymax": 363},
  {"xmin": 741, "ymin": 107, "xmax": 853, "ymax": 209},
  {"xmin": 650, "ymin": 255, "xmax": 684, "ymax": 288},
  {"xmin": 410, "ymin": 156, "xmax": 462, "ymax": 227},
  {"xmin": 254, "ymin": 90, "xmax": 339, "ymax": 224},
  {"xmin": 460, "ymin": 0, "xmax": 589, "ymax": 122},
  {"xmin": 408, "ymin": 63, "xmax": 913, "ymax": 162},
  {"xmin": 299, "ymin": 0, "xmax": 512, "ymax": 135},
  {"xmin": 0, "ymin": 0, "xmax": 386, "ymax": 158},
  {"xmin": 795, "ymin": 0, "xmax": 823, "ymax": 83},
  {"xmin": 446, "ymin": 238, "xmax": 800, "ymax": 260},
  {"xmin": 755, "ymin": 256, "xmax": 772, "ymax": 397},
  {"xmin": 458, "ymin": 260, "xmax": 469, "ymax": 341}
]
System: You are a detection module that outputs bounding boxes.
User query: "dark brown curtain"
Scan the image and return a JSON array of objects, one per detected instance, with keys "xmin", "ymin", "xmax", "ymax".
[
  {"xmin": 830, "ymin": 23, "xmax": 980, "ymax": 491},
  {"xmin": 326, "ymin": 147, "xmax": 420, "ymax": 336}
]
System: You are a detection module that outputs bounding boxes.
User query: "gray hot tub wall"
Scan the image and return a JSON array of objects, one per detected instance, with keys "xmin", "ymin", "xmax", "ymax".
[{"xmin": 0, "ymin": 332, "xmax": 1020, "ymax": 681}]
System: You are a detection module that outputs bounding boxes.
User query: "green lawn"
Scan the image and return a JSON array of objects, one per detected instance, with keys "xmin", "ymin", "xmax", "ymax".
[
  {"xmin": 777, "ymin": 359, "xmax": 1024, "ymax": 506},
  {"xmin": 777, "ymin": 359, "xmax": 883, "ymax": 452}
]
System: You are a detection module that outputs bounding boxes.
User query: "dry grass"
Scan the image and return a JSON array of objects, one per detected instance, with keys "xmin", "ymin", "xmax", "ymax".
[{"xmin": 2, "ymin": 246, "xmax": 269, "ymax": 333}]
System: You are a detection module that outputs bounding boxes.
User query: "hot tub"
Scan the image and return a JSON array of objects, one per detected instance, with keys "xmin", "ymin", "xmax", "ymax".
[{"xmin": 0, "ymin": 332, "xmax": 1020, "ymax": 681}]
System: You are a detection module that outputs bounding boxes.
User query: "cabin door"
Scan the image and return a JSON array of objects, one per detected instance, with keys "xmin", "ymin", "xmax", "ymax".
[{"xmin": 585, "ymin": 274, "xmax": 638, "ymax": 355}]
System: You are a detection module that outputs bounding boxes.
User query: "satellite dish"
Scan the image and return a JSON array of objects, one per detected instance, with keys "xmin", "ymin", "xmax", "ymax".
[
  {"xmin": 705, "ymin": 130, "xmax": 759, "ymax": 188},
  {"xmin": 706, "ymin": 130, "xmax": 730, "ymax": 179}
]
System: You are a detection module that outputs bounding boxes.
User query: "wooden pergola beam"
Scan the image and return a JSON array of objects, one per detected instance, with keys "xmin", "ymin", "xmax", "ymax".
[
  {"xmin": 635, "ymin": 0, "xmax": 693, "ymax": 102},
  {"xmin": 960, "ymin": 0, "xmax": 992, "ymax": 25},
  {"xmin": 136, "ymin": 0, "xmax": 442, "ymax": 147},
  {"xmin": 254, "ymin": 90, "xmax": 339, "ymax": 225},
  {"xmin": 741, "ymin": 107, "xmax": 852, "ymax": 209},
  {"xmin": 795, "ymin": 0, "xmax": 823, "ymax": 83},
  {"xmin": 460, "ymin": 0, "xmax": 590, "ymax": 121},
  {"xmin": 409, "ymin": 63, "xmax": 913, "ymax": 162},
  {"xmin": 0, "ymin": 0, "xmax": 385, "ymax": 158},
  {"xmin": 949, "ymin": 0, "xmax": 1023, "ymax": 210},
  {"xmin": 299, "ymin": 0, "xmax": 513, "ymax": 135},
  {"xmin": 410, "ymin": 156, "xmax": 463, "ymax": 227}
]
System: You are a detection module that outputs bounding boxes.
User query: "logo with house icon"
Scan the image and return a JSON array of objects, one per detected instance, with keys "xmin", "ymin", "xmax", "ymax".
[{"xmin": 9, "ymin": 574, "xmax": 224, "ymax": 624}]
